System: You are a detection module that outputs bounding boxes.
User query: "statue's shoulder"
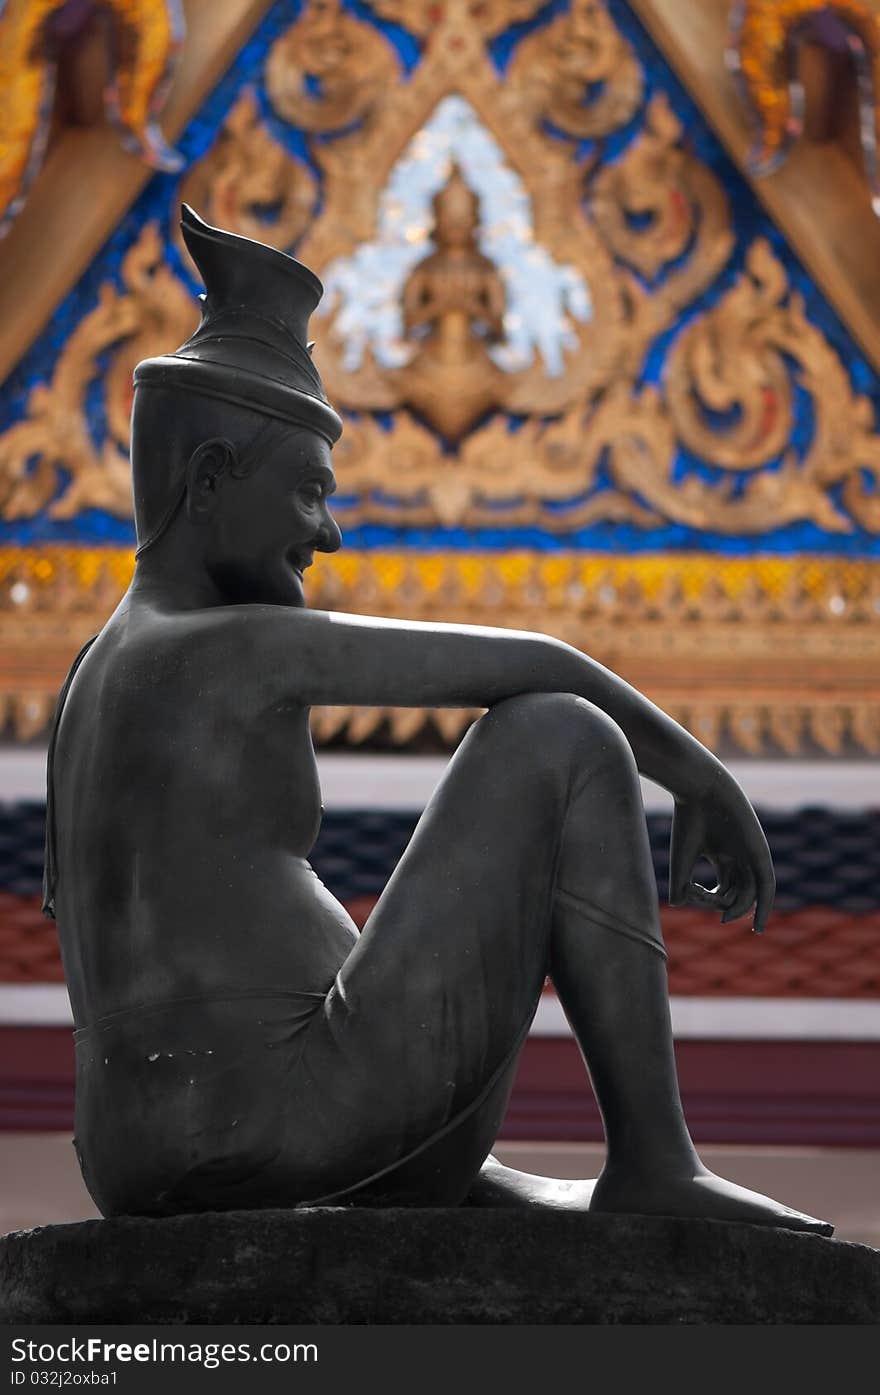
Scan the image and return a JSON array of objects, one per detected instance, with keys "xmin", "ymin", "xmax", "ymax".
[
  {"xmin": 96, "ymin": 599, "xmax": 283, "ymax": 658},
  {"xmin": 119, "ymin": 601, "xmax": 320, "ymax": 704},
  {"xmin": 79, "ymin": 601, "xmax": 330, "ymax": 713},
  {"xmin": 69, "ymin": 604, "xmax": 249, "ymax": 700}
]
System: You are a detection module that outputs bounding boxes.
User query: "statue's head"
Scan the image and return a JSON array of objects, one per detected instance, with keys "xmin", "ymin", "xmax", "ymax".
[
  {"xmin": 130, "ymin": 206, "xmax": 343, "ymax": 605},
  {"xmin": 431, "ymin": 162, "xmax": 480, "ymax": 250}
]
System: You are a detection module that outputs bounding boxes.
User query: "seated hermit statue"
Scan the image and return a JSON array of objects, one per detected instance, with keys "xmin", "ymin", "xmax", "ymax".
[{"xmin": 44, "ymin": 207, "xmax": 830, "ymax": 1232}]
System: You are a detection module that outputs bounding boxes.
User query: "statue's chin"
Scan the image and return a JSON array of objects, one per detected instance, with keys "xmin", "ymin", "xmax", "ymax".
[{"xmin": 204, "ymin": 556, "xmax": 306, "ymax": 608}]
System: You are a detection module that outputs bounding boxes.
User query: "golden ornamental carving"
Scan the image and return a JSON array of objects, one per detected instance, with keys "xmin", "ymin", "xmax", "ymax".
[
  {"xmin": 0, "ymin": 0, "xmax": 184, "ymax": 235},
  {"xmin": 3, "ymin": 545, "xmax": 879, "ymax": 754},
  {"xmin": 264, "ymin": 0, "xmax": 736, "ymax": 523},
  {"xmin": 666, "ymin": 242, "xmax": 794, "ymax": 471},
  {"xmin": 663, "ymin": 240, "xmax": 880, "ymax": 533},
  {"xmin": 176, "ymin": 90, "xmax": 318, "ymax": 270},
  {"xmin": 265, "ymin": 0, "xmax": 402, "ymax": 134},
  {"xmin": 0, "ymin": 225, "xmax": 197, "ymax": 521},
  {"xmin": 591, "ymin": 95, "xmax": 735, "ymax": 294},
  {"xmin": 259, "ymin": 0, "xmax": 880, "ymax": 535},
  {"xmin": 317, "ymin": 232, "xmax": 880, "ymax": 533},
  {"xmin": 728, "ymin": 0, "xmax": 880, "ymax": 208},
  {"xmin": 506, "ymin": 0, "xmax": 644, "ymax": 140},
  {"xmin": 7, "ymin": 0, "xmax": 880, "ymax": 538},
  {"xmin": 269, "ymin": 0, "xmax": 642, "ymax": 250}
]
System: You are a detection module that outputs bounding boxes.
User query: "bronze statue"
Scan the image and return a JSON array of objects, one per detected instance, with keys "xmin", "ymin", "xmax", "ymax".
[{"xmin": 44, "ymin": 206, "xmax": 830, "ymax": 1233}]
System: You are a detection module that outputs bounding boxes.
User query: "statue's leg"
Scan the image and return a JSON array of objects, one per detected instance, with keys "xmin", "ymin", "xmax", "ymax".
[
  {"xmin": 539, "ymin": 715, "xmax": 832, "ymax": 1233},
  {"xmin": 294, "ymin": 693, "xmax": 829, "ymax": 1231}
]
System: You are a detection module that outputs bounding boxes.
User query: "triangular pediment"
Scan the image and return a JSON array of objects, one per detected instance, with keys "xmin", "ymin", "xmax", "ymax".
[{"xmin": 4, "ymin": 0, "xmax": 880, "ymax": 384}]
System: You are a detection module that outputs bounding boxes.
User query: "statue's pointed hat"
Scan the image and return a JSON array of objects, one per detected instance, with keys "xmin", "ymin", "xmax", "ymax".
[{"xmin": 134, "ymin": 205, "xmax": 343, "ymax": 444}]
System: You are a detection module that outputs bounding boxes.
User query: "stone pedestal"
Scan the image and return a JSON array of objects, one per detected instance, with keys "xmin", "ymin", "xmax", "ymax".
[{"xmin": 2, "ymin": 1209, "xmax": 879, "ymax": 1324}]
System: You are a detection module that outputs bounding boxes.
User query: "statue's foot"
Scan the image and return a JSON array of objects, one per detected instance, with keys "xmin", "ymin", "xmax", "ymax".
[
  {"xmin": 465, "ymin": 1155, "xmax": 597, "ymax": 1210},
  {"xmin": 590, "ymin": 1165, "xmax": 833, "ymax": 1235}
]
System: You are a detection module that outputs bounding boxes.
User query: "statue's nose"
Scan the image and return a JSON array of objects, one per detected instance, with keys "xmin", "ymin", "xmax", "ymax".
[{"xmin": 317, "ymin": 510, "xmax": 342, "ymax": 554}]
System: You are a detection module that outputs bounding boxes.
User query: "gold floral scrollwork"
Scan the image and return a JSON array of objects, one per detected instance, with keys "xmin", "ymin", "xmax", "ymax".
[
  {"xmin": 176, "ymin": 90, "xmax": 318, "ymax": 267},
  {"xmin": 460, "ymin": 401, "xmax": 664, "ymax": 528},
  {"xmin": 506, "ymin": 0, "xmax": 644, "ymax": 140},
  {"xmin": 664, "ymin": 240, "xmax": 794, "ymax": 470},
  {"xmin": 591, "ymin": 94, "xmax": 735, "ymax": 299},
  {"xmin": 9, "ymin": 0, "xmax": 880, "ymax": 543},
  {"xmin": 265, "ymin": 0, "xmax": 401, "ymax": 133},
  {"xmin": 842, "ymin": 403, "xmax": 880, "ymax": 531},
  {"xmin": 265, "ymin": 0, "xmax": 409, "ymax": 246},
  {"xmin": 319, "ymin": 389, "xmax": 667, "ymax": 532},
  {"xmin": 102, "ymin": 226, "xmax": 199, "ymax": 455},
  {"xmin": 663, "ymin": 239, "xmax": 880, "ymax": 532},
  {"xmin": 275, "ymin": 0, "xmax": 739, "ymax": 524},
  {"xmin": 0, "ymin": 225, "xmax": 197, "ymax": 521},
  {"xmin": 322, "ymin": 237, "xmax": 880, "ymax": 535}
]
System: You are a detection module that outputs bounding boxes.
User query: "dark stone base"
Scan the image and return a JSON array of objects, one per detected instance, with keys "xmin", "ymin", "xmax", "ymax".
[{"xmin": 2, "ymin": 1209, "xmax": 879, "ymax": 1325}]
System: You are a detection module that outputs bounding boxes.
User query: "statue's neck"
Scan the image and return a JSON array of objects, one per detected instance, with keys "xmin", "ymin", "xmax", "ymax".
[{"xmin": 130, "ymin": 537, "xmax": 228, "ymax": 612}]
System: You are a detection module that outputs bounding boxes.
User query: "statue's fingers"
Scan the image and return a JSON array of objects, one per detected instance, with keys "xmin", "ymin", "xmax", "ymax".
[
  {"xmin": 669, "ymin": 815, "xmax": 702, "ymax": 905},
  {"xmin": 753, "ymin": 866, "xmax": 776, "ymax": 935},
  {"xmin": 713, "ymin": 855, "xmax": 739, "ymax": 899},
  {"xmin": 720, "ymin": 868, "xmax": 758, "ymax": 924},
  {"xmin": 683, "ymin": 881, "xmax": 727, "ymax": 909}
]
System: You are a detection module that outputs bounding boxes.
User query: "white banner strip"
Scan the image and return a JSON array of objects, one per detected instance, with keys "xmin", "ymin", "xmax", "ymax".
[
  {"xmin": 0, "ymin": 984, "xmax": 73, "ymax": 1025},
  {"xmin": 2, "ymin": 984, "xmax": 880, "ymax": 1040},
  {"xmin": 3, "ymin": 750, "xmax": 880, "ymax": 810},
  {"xmin": 535, "ymin": 994, "xmax": 880, "ymax": 1041}
]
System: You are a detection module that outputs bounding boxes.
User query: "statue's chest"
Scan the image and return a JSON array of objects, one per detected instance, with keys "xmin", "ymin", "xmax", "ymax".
[{"xmin": 246, "ymin": 713, "xmax": 324, "ymax": 856}]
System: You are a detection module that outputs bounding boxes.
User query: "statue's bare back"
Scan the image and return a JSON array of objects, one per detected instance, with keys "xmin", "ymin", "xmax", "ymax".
[{"xmin": 53, "ymin": 604, "xmax": 357, "ymax": 1029}]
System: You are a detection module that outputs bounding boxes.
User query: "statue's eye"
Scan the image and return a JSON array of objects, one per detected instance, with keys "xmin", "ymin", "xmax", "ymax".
[{"xmin": 298, "ymin": 482, "xmax": 323, "ymax": 504}]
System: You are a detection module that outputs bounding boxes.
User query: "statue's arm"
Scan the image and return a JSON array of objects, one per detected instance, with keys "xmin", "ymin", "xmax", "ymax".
[
  {"xmin": 253, "ymin": 607, "xmax": 723, "ymax": 802},
  {"xmin": 226, "ymin": 605, "xmax": 773, "ymax": 928}
]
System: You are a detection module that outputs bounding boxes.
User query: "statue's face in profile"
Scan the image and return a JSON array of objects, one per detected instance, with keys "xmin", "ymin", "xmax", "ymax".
[{"xmin": 200, "ymin": 427, "xmax": 341, "ymax": 607}]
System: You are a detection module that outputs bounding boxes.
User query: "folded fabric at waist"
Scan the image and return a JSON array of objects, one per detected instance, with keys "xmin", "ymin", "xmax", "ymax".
[{"xmin": 74, "ymin": 988, "xmax": 327, "ymax": 1047}]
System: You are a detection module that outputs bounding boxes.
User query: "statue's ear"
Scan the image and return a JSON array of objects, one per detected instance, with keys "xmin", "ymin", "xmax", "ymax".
[{"xmin": 185, "ymin": 438, "xmax": 238, "ymax": 522}]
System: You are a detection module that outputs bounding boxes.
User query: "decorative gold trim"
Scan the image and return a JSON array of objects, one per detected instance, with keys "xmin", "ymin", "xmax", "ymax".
[
  {"xmin": 175, "ymin": 89, "xmax": 318, "ymax": 270},
  {"xmin": 326, "ymin": 235, "xmax": 880, "ymax": 534},
  {"xmin": 3, "ymin": 545, "xmax": 879, "ymax": 754},
  {"xmin": 260, "ymin": 0, "xmax": 880, "ymax": 532},
  {"xmin": 281, "ymin": 0, "xmax": 736, "ymax": 522},
  {"xmin": 0, "ymin": 225, "xmax": 197, "ymax": 520},
  {"xmin": 6, "ymin": 0, "xmax": 880, "ymax": 394}
]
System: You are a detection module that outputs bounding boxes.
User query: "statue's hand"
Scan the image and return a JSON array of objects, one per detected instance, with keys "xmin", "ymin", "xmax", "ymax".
[{"xmin": 668, "ymin": 768, "xmax": 775, "ymax": 934}]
